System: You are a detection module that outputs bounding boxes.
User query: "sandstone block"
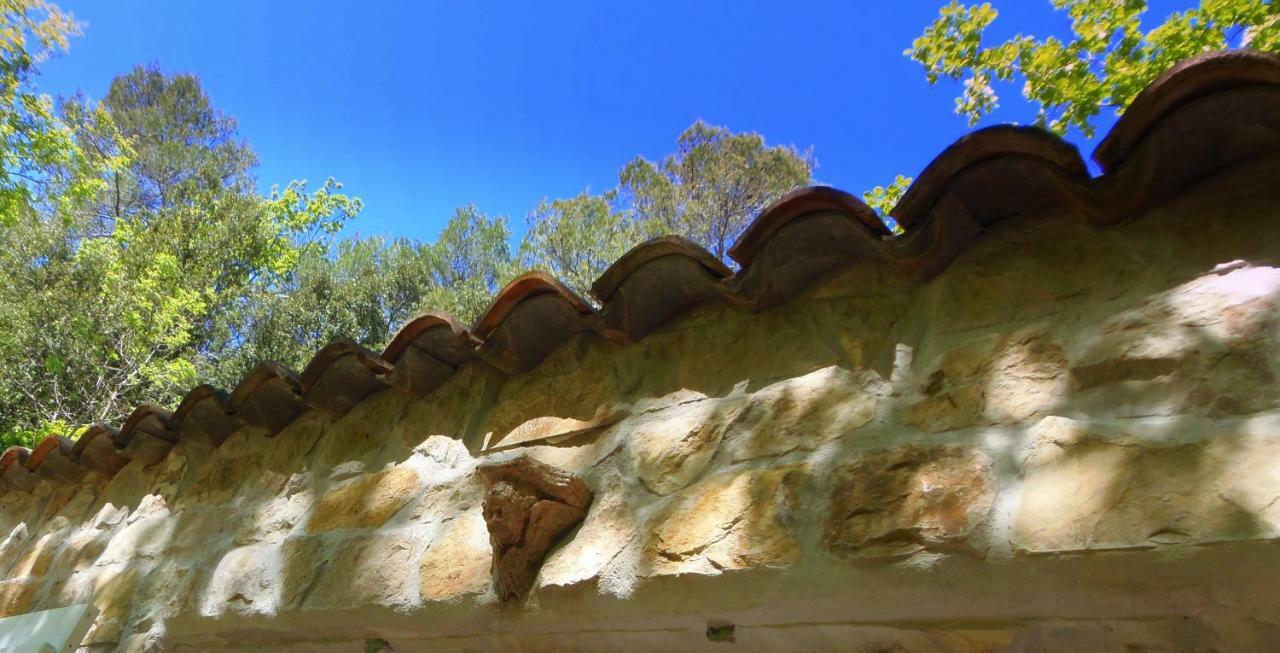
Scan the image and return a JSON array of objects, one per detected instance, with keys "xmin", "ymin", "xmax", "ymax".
[
  {"xmin": 305, "ymin": 531, "xmax": 418, "ymax": 609},
  {"xmin": 306, "ymin": 466, "xmax": 422, "ymax": 532},
  {"xmin": 823, "ymin": 445, "xmax": 994, "ymax": 559},
  {"xmin": 420, "ymin": 510, "xmax": 492, "ymax": 602},
  {"xmin": 628, "ymin": 400, "xmax": 735, "ymax": 496},
  {"xmin": 1013, "ymin": 414, "xmax": 1280, "ymax": 552},
  {"xmin": 727, "ymin": 366, "xmax": 879, "ymax": 460},
  {"xmin": 647, "ymin": 466, "xmax": 809, "ymax": 575}
]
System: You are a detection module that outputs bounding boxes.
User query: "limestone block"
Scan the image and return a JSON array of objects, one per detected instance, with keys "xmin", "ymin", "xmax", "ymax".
[
  {"xmin": 627, "ymin": 400, "xmax": 737, "ymax": 496},
  {"xmin": 0, "ymin": 579, "xmax": 38, "ymax": 618},
  {"xmin": 10, "ymin": 530, "xmax": 61, "ymax": 578},
  {"xmin": 235, "ymin": 491, "xmax": 311, "ymax": 546},
  {"xmin": 727, "ymin": 365, "xmax": 880, "ymax": 460},
  {"xmin": 167, "ymin": 507, "xmax": 234, "ymax": 552},
  {"xmin": 1013, "ymin": 414, "xmax": 1280, "ymax": 552},
  {"xmin": 55, "ymin": 526, "xmax": 111, "ymax": 572},
  {"xmin": 904, "ymin": 326, "xmax": 1066, "ymax": 432},
  {"xmin": 199, "ymin": 543, "xmax": 285, "ymax": 616},
  {"xmin": 419, "ymin": 511, "xmax": 492, "ymax": 602},
  {"xmin": 306, "ymin": 466, "xmax": 422, "ymax": 532},
  {"xmin": 80, "ymin": 565, "xmax": 140, "ymax": 647},
  {"xmin": 539, "ymin": 473, "xmax": 637, "ymax": 590},
  {"xmin": 823, "ymin": 445, "xmax": 995, "ymax": 559},
  {"xmin": 97, "ymin": 509, "xmax": 176, "ymax": 567},
  {"xmin": 131, "ymin": 559, "xmax": 202, "ymax": 627},
  {"xmin": 1069, "ymin": 265, "xmax": 1280, "ymax": 418},
  {"xmin": 646, "ymin": 466, "xmax": 809, "ymax": 576},
  {"xmin": 304, "ymin": 531, "xmax": 418, "ymax": 610}
]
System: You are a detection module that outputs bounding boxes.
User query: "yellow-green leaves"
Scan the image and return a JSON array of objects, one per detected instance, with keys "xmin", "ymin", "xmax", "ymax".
[
  {"xmin": 0, "ymin": 1, "xmax": 103, "ymax": 227},
  {"xmin": 908, "ymin": 0, "xmax": 1280, "ymax": 136},
  {"xmin": 862, "ymin": 175, "xmax": 913, "ymax": 234}
]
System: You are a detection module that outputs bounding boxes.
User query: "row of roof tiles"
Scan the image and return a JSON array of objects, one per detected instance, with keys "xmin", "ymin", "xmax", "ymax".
[{"xmin": 3, "ymin": 50, "xmax": 1280, "ymax": 493}]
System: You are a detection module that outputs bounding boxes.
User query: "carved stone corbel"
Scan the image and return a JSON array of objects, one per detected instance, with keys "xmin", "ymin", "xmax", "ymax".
[{"xmin": 477, "ymin": 454, "xmax": 592, "ymax": 602}]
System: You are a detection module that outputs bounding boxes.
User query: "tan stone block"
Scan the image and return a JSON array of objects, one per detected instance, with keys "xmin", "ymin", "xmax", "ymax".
[
  {"xmin": 823, "ymin": 445, "xmax": 994, "ymax": 559},
  {"xmin": 539, "ymin": 474, "xmax": 637, "ymax": 590},
  {"xmin": 306, "ymin": 466, "xmax": 422, "ymax": 532},
  {"xmin": 81, "ymin": 566, "xmax": 141, "ymax": 646},
  {"xmin": 420, "ymin": 511, "xmax": 492, "ymax": 602},
  {"xmin": 235, "ymin": 491, "xmax": 311, "ymax": 545},
  {"xmin": 10, "ymin": 531, "xmax": 60, "ymax": 578},
  {"xmin": 305, "ymin": 531, "xmax": 419, "ymax": 609},
  {"xmin": 646, "ymin": 466, "xmax": 809, "ymax": 575},
  {"xmin": 200, "ymin": 542, "xmax": 287, "ymax": 616},
  {"xmin": 56, "ymin": 527, "xmax": 110, "ymax": 572},
  {"xmin": 983, "ymin": 327, "xmax": 1068, "ymax": 422},
  {"xmin": 1013, "ymin": 415, "xmax": 1280, "ymax": 552},
  {"xmin": 0, "ymin": 579, "xmax": 39, "ymax": 617},
  {"xmin": 627, "ymin": 400, "xmax": 736, "ymax": 496},
  {"xmin": 727, "ymin": 366, "xmax": 879, "ymax": 460},
  {"xmin": 97, "ymin": 511, "xmax": 176, "ymax": 566},
  {"xmin": 132, "ymin": 559, "xmax": 203, "ymax": 624},
  {"xmin": 904, "ymin": 327, "xmax": 1066, "ymax": 432}
]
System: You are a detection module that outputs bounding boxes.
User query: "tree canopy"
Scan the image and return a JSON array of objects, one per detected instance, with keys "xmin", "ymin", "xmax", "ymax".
[{"xmin": 908, "ymin": 0, "xmax": 1279, "ymax": 136}]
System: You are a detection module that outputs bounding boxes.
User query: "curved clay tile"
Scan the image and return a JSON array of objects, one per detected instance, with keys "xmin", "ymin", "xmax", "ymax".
[
  {"xmin": 118, "ymin": 403, "xmax": 179, "ymax": 467},
  {"xmin": 1094, "ymin": 49, "xmax": 1280, "ymax": 172},
  {"xmin": 592, "ymin": 236, "xmax": 733, "ymax": 340},
  {"xmin": 71, "ymin": 424, "xmax": 131, "ymax": 477},
  {"xmin": 170, "ymin": 385, "xmax": 241, "ymax": 449},
  {"xmin": 728, "ymin": 186, "xmax": 889, "ymax": 267},
  {"xmin": 0, "ymin": 446, "xmax": 29, "ymax": 475},
  {"xmin": 382, "ymin": 312, "xmax": 478, "ymax": 398},
  {"xmin": 1096, "ymin": 77, "xmax": 1280, "ymax": 220},
  {"xmin": 0, "ymin": 447, "xmax": 36, "ymax": 492},
  {"xmin": 473, "ymin": 272, "xmax": 599, "ymax": 374},
  {"xmin": 890, "ymin": 125, "xmax": 1091, "ymax": 230},
  {"xmin": 229, "ymin": 362, "xmax": 307, "ymax": 436},
  {"xmin": 26, "ymin": 436, "xmax": 85, "ymax": 483},
  {"xmin": 728, "ymin": 187, "xmax": 892, "ymax": 310},
  {"xmin": 299, "ymin": 339, "xmax": 393, "ymax": 418}
]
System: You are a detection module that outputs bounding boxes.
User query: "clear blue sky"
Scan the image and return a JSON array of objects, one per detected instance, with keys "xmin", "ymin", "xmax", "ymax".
[{"xmin": 37, "ymin": 1, "xmax": 1182, "ymax": 242}]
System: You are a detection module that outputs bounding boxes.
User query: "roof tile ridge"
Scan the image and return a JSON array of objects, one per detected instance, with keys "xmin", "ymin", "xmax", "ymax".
[{"xmin": 1094, "ymin": 49, "xmax": 1280, "ymax": 171}]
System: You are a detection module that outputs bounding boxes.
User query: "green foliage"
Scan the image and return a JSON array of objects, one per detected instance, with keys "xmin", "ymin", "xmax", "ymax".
[
  {"xmin": 521, "ymin": 189, "xmax": 644, "ymax": 297},
  {"xmin": 421, "ymin": 205, "xmax": 518, "ymax": 322},
  {"xmin": 908, "ymin": 0, "xmax": 1280, "ymax": 136},
  {"xmin": 618, "ymin": 120, "xmax": 814, "ymax": 259},
  {"xmin": 0, "ymin": 63, "xmax": 362, "ymax": 439},
  {"xmin": 862, "ymin": 174, "xmax": 913, "ymax": 234},
  {"xmin": 0, "ymin": 1, "xmax": 105, "ymax": 226}
]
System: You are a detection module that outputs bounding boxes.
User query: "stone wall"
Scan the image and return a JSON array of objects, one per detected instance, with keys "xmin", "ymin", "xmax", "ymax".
[{"xmin": 2, "ymin": 52, "xmax": 1280, "ymax": 652}]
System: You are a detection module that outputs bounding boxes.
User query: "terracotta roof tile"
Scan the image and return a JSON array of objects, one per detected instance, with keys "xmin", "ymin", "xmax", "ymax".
[
  {"xmin": 473, "ymin": 272, "xmax": 599, "ymax": 374},
  {"xmin": 593, "ymin": 236, "xmax": 732, "ymax": 340},
  {"xmin": 299, "ymin": 339, "xmax": 393, "ymax": 418}
]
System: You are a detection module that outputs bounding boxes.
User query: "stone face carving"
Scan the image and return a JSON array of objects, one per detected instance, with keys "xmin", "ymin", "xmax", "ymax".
[{"xmin": 477, "ymin": 454, "xmax": 593, "ymax": 601}]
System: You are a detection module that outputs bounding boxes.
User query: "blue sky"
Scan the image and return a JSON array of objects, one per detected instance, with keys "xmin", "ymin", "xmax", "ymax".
[{"xmin": 37, "ymin": 1, "xmax": 1180, "ymax": 242}]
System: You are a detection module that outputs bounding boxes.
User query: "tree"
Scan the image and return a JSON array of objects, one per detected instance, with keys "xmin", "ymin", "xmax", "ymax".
[
  {"xmin": 0, "ymin": 64, "xmax": 361, "ymax": 440},
  {"xmin": 521, "ymin": 189, "xmax": 644, "ymax": 297},
  {"xmin": 618, "ymin": 120, "xmax": 813, "ymax": 260},
  {"xmin": 421, "ymin": 205, "xmax": 518, "ymax": 323},
  {"xmin": 211, "ymin": 237, "xmax": 437, "ymax": 376},
  {"xmin": 0, "ymin": 1, "xmax": 106, "ymax": 227},
  {"xmin": 908, "ymin": 0, "xmax": 1280, "ymax": 137}
]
